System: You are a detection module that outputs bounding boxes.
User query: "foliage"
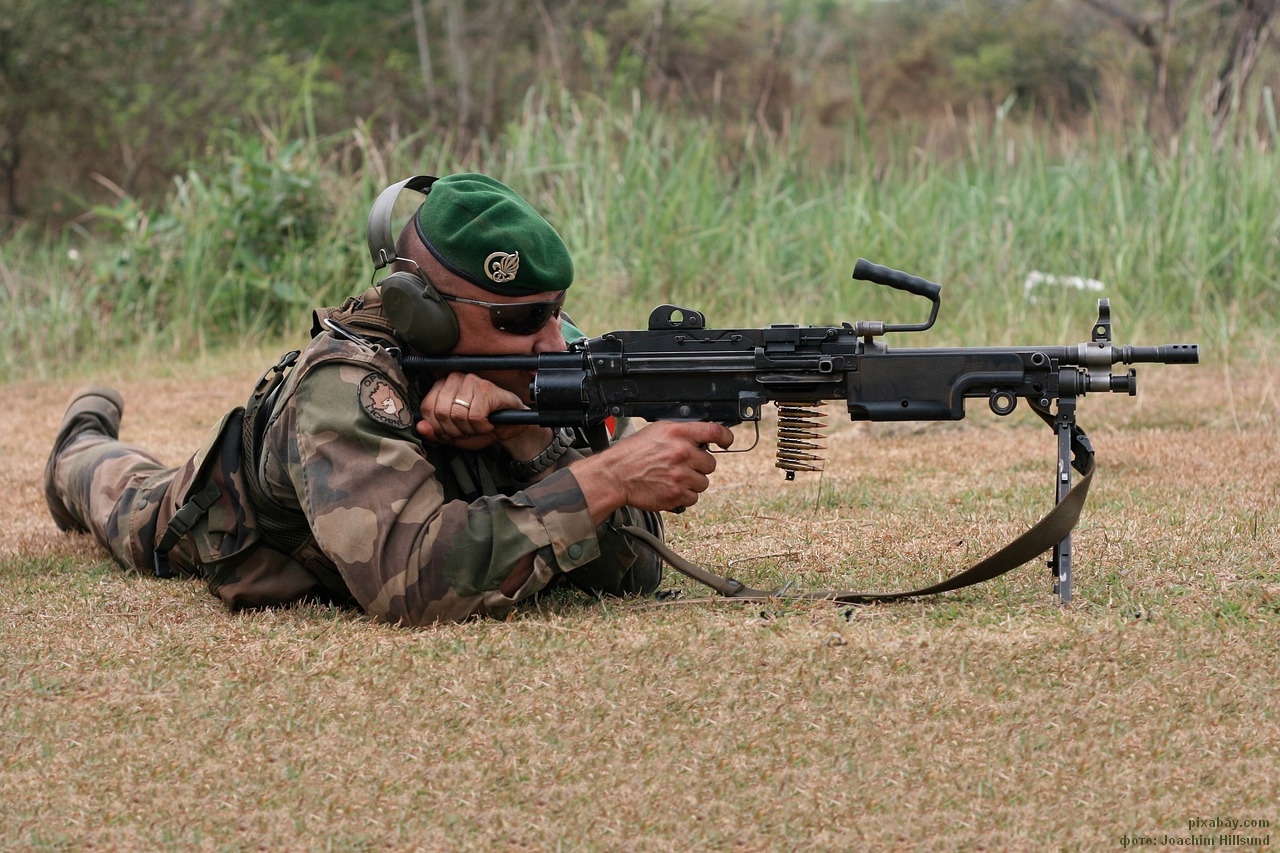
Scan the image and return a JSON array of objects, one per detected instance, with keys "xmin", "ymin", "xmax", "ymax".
[
  {"xmin": 861, "ymin": 0, "xmax": 1103, "ymax": 117},
  {"xmin": 5, "ymin": 0, "xmax": 1278, "ymax": 222},
  {"xmin": 0, "ymin": 135, "xmax": 358, "ymax": 366},
  {"xmin": 0, "ymin": 0, "xmax": 336, "ymax": 219},
  {"xmin": 0, "ymin": 0, "xmax": 145, "ymax": 214}
]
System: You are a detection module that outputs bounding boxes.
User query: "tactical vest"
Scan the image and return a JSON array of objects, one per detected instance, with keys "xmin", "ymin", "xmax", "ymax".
[
  {"xmin": 241, "ymin": 290, "xmax": 416, "ymax": 557},
  {"xmin": 154, "ymin": 289, "xmax": 418, "ymax": 608}
]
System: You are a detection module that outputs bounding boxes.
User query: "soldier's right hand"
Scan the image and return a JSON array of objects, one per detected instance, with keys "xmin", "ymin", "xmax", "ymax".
[{"xmin": 572, "ymin": 420, "xmax": 735, "ymax": 523}]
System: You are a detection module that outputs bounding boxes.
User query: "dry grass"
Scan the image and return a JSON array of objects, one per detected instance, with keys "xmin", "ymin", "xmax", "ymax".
[{"xmin": 2, "ymin": 348, "xmax": 1278, "ymax": 850}]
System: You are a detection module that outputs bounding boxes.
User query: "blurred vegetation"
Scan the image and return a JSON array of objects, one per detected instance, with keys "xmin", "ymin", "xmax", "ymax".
[
  {"xmin": 0, "ymin": 0, "xmax": 1276, "ymax": 377},
  {"xmin": 2, "ymin": 88, "xmax": 1276, "ymax": 379},
  {"xmin": 3, "ymin": 0, "xmax": 1276, "ymax": 221}
]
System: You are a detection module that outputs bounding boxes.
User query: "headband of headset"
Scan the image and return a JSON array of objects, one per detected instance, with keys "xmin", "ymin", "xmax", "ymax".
[{"xmin": 366, "ymin": 175, "xmax": 438, "ymax": 270}]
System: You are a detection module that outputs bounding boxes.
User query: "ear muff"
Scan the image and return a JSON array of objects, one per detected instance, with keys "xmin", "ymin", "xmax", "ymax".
[
  {"xmin": 380, "ymin": 271, "xmax": 460, "ymax": 355},
  {"xmin": 366, "ymin": 175, "xmax": 459, "ymax": 353}
]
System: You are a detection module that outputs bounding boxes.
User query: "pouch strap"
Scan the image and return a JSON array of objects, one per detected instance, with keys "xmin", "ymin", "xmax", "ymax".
[
  {"xmin": 240, "ymin": 350, "xmax": 313, "ymax": 555},
  {"xmin": 152, "ymin": 482, "xmax": 221, "ymax": 579}
]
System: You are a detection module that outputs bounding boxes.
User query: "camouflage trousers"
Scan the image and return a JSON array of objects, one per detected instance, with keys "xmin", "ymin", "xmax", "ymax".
[{"xmin": 50, "ymin": 432, "xmax": 184, "ymax": 577}]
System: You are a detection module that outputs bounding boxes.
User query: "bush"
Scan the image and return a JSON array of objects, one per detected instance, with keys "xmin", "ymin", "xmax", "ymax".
[{"xmin": 89, "ymin": 135, "xmax": 353, "ymax": 344}]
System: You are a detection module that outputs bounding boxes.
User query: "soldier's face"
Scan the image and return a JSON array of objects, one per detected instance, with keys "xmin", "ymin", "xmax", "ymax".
[{"xmin": 437, "ymin": 272, "xmax": 568, "ymax": 403}]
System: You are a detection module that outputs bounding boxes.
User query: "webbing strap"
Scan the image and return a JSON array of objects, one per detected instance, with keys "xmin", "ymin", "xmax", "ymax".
[
  {"xmin": 241, "ymin": 350, "xmax": 312, "ymax": 554},
  {"xmin": 152, "ymin": 482, "xmax": 221, "ymax": 579},
  {"xmin": 618, "ymin": 452, "xmax": 1095, "ymax": 605}
]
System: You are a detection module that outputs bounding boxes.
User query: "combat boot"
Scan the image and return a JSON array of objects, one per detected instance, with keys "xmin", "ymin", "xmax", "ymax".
[
  {"xmin": 43, "ymin": 385, "xmax": 124, "ymax": 532},
  {"xmin": 614, "ymin": 509, "xmax": 664, "ymax": 597},
  {"xmin": 566, "ymin": 509, "xmax": 665, "ymax": 598},
  {"xmin": 610, "ymin": 547, "xmax": 664, "ymax": 597}
]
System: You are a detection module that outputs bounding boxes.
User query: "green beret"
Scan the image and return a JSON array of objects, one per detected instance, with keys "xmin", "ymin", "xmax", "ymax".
[{"xmin": 414, "ymin": 173, "xmax": 574, "ymax": 296}]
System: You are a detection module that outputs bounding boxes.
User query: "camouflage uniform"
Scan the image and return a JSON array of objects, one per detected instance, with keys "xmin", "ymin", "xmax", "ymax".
[{"xmin": 47, "ymin": 287, "xmax": 662, "ymax": 625}]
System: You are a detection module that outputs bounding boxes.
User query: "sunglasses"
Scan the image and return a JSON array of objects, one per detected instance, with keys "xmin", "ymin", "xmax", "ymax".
[{"xmin": 438, "ymin": 290, "xmax": 566, "ymax": 336}]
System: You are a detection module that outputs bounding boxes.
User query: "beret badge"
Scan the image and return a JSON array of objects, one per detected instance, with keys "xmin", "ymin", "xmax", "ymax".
[{"xmin": 486, "ymin": 250, "xmax": 520, "ymax": 284}]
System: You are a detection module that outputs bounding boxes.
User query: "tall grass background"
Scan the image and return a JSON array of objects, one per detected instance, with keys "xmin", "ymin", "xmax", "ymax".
[{"xmin": 2, "ymin": 86, "xmax": 1277, "ymax": 381}]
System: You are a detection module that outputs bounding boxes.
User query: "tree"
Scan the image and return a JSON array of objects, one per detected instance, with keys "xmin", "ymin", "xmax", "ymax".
[
  {"xmin": 1076, "ymin": 0, "xmax": 1185, "ymax": 131},
  {"xmin": 1077, "ymin": 0, "xmax": 1278, "ymax": 135},
  {"xmin": 1207, "ymin": 0, "xmax": 1278, "ymax": 143},
  {"xmin": 0, "ymin": 0, "xmax": 110, "ymax": 216},
  {"xmin": 1, "ymin": 0, "xmax": 261, "ymax": 219}
]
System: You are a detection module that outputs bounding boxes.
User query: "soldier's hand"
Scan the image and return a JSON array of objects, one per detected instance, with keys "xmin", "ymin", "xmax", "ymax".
[
  {"xmin": 572, "ymin": 420, "xmax": 735, "ymax": 522},
  {"xmin": 417, "ymin": 372, "xmax": 549, "ymax": 456}
]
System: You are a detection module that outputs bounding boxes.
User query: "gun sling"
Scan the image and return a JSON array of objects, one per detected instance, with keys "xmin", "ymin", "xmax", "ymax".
[{"xmin": 615, "ymin": 449, "xmax": 1095, "ymax": 605}]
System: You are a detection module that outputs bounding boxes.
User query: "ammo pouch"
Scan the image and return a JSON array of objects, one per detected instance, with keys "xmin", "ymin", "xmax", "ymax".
[{"xmin": 153, "ymin": 351, "xmax": 327, "ymax": 609}]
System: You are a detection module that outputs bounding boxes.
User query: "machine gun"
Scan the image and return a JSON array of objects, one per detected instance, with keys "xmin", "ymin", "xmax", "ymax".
[{"xmin": 400, "ymin": 259, "xmax": 1199, "ymax": 605}]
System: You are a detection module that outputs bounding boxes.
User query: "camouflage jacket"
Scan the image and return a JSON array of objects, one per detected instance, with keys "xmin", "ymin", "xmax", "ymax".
[{"xmin": 243, "ymin": 287, "xmax": 655, "ymax": 625}]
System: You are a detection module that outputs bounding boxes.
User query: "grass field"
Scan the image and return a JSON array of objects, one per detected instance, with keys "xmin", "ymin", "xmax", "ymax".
[
  {"xmin": 3, "ymin": 341, "xmax": 1277, "ymax": 849},
  {"xmin": 2, "ymin": 92, "xmax": 1277, "ymax": 848}
]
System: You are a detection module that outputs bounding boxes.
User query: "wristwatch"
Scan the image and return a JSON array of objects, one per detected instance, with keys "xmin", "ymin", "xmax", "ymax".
[{"xmin": 510, "ymin": 428, "xmax": 576, "ymax": 480}]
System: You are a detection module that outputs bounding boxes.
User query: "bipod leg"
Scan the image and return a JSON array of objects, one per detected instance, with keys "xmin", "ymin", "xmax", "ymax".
[{"xmin": 1050, "ymin": 403, "xmax": 1075, "ymax": 604}]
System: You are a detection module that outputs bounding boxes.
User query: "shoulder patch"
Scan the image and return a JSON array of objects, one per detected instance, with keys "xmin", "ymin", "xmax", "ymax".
[{"xmin": 358, "ymin": 373, "xmax": 412, "ymax": 430}]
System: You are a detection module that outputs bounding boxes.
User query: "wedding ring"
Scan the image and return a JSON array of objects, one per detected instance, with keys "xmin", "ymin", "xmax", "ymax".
[{"xmin": 453, "ymin": 398, "xmax": 472, "ymax": 409}]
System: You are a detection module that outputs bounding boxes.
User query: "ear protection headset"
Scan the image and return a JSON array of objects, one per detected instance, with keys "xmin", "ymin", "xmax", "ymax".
[{"xmin": 365, "ymin": 175, "xmax": 460, "ymax": 355}]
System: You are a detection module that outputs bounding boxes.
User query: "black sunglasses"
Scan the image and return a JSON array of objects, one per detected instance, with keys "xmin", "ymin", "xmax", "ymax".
[
  {"xmin": 437, "ymin": 290, "xmax": 566, "ymax": 336},
  {"xmin": 387, "ymin": 255, "xmax": 566, "ymax": 336}
]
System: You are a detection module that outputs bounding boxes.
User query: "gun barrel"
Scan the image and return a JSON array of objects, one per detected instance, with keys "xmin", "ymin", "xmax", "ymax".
[
  {"xmin": 399, "ymin": 354, "xmax": 544, "ymax": 372},
  {"xmin": 1120, "ymin": 344, "xmax": 1200, "ymax": 365},
  {"xmin": 489, "ymin": 409, "xmax": 542, "ymax": 425}
]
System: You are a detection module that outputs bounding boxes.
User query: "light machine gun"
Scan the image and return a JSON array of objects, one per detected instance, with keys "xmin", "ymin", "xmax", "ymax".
[{"xmin": 400, "ymin": 260, "xmax": 1199, "ymax": 605}]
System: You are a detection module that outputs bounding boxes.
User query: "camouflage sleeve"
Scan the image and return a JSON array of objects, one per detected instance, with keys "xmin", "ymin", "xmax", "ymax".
[
  {"xmin": 546, "ymin": 416, "xmax": 666, "ymax": 597},
  {"xmin": 286, "ymin": 361, "xmax": 609, "ymax": 625}
]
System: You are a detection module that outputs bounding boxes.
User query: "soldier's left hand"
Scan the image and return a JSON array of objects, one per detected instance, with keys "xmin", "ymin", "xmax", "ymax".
[{"xmin": 417, "ymin": 372, "xmax": 547, "ymax": 456}]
